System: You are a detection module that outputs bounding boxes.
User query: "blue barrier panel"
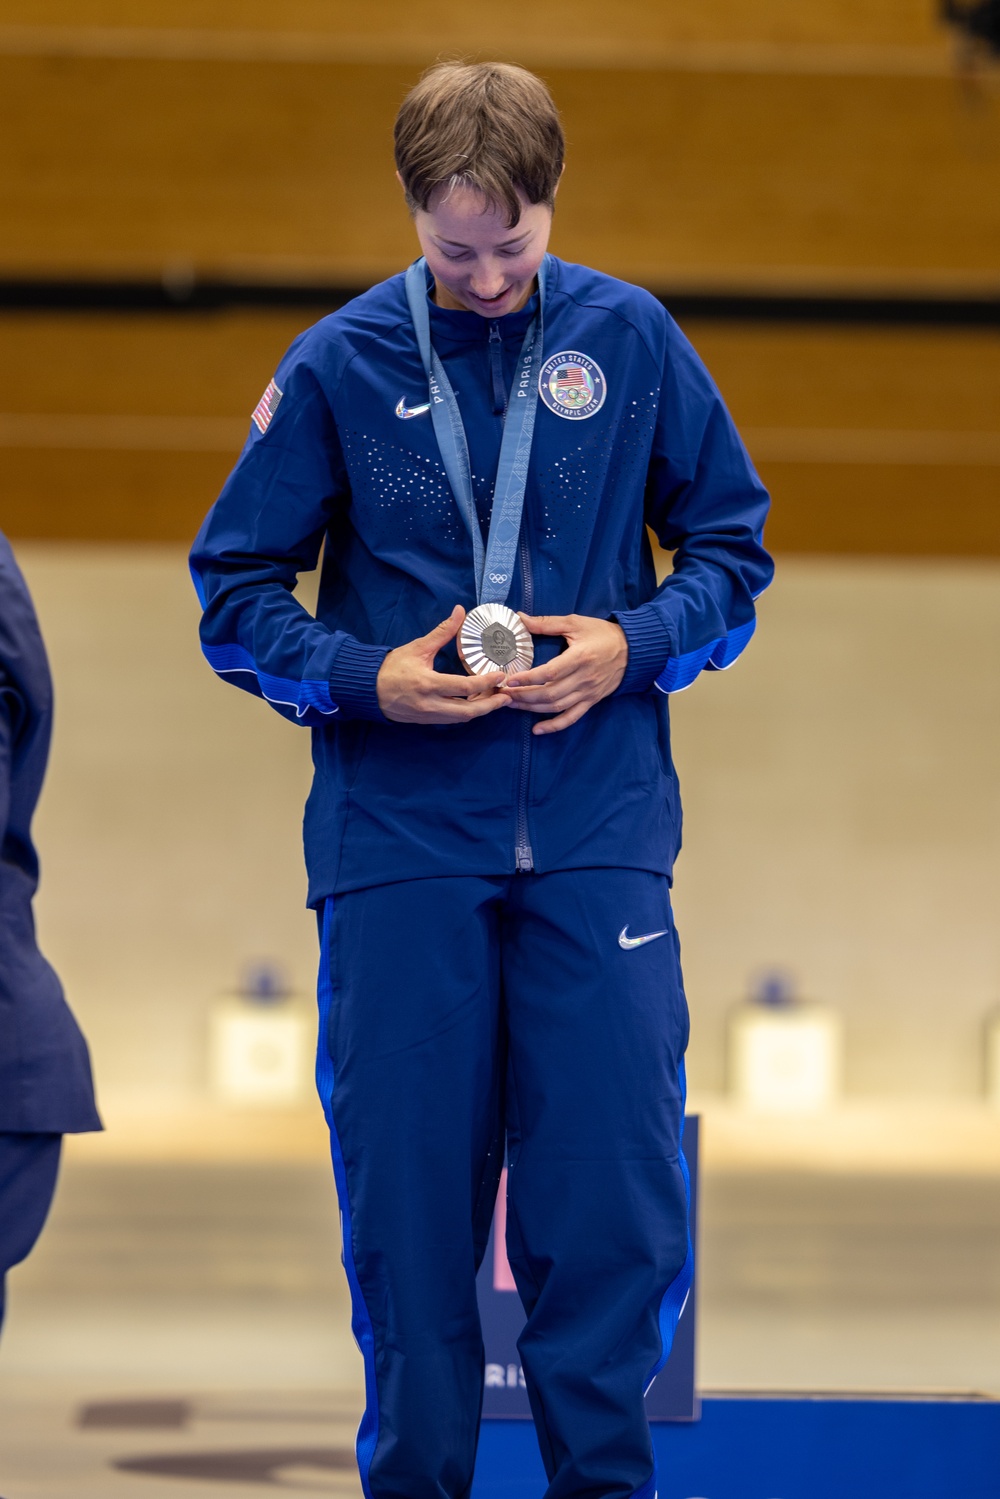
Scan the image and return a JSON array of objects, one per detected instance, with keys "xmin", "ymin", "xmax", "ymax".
[
  {"xmin": 473, "ymin": 1394, "xmax": 1000, "ymax": 1499},
  {"xmin": 476, "ymin": 1118, "xmax": 700, "ymax": 1422}
]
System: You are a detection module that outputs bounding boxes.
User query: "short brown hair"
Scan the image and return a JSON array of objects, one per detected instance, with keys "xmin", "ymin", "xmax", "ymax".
[{"xmin": 394, "ymin": 62, "xmax": 564, "ymax": 228}]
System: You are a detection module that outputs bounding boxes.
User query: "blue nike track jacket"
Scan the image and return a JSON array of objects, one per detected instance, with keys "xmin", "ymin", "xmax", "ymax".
[{"xmin": 190, "ymin": 257, "xmax": 773, "ymax": 901}]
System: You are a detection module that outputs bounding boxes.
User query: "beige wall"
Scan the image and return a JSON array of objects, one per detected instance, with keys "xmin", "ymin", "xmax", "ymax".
[
  {"xmin": 14, "ymin": 542, "xmax": 1000, "ymax": 1108},
  {"xmin": 670, "ymin": 557, "xmax": 1000, "ymax": 1097},
  {"xmin": 22, "ymin": 543, "xmax": 318, "ymax": 1106}
]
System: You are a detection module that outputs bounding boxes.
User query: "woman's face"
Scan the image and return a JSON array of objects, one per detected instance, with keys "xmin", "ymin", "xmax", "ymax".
[{"xmin": 410, "ymin": 180, "xmax": 554, "ymax": 319}]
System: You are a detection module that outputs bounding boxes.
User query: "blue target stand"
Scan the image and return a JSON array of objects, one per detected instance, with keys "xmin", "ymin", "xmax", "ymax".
[{"xmin": 472, "ymin": 1115, "xmax": 1000, "ymax": 1499}]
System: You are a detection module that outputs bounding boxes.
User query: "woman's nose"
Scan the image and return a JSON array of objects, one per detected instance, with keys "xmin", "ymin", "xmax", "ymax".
[{"xmin": 469, "ymin": 262, "xmax": 506, "ymax": 298}]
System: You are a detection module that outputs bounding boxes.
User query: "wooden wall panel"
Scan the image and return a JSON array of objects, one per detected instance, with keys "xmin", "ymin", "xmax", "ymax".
[
  {"xmin": 688, "ymin": 323, "xmax": 1000, "ymax": 431},
  {"xmin": 0, "ymin": 57, "xmax": 997, "ymax": 287},
  {"xmin": 691, "ymin": 320, "xmax": 1000, "ymax": 554},
  {"xmin": 0, "ymin": 448, "xmax": 232, "ymax": 542},
  {"xmin": 1, "ymin": 8, "xmax": 996, "ymax": 549},
  {"xmin": 0, "ymin": 3, "xmax": 949, "ymax": 53},
  {"xmin": 2, "ymin": 311, "xmax": 998, "ymax": 552},
  {"xmin": 756, "ymin": 462, "xmax": 1000, "ymax": 554},
  {"xmin": 0, "ymin": 309, "xmax": 313, "ymax": 415},
  {"xmin": 0, "ymin": 309, "xmax": 312, "ymax": 541}
]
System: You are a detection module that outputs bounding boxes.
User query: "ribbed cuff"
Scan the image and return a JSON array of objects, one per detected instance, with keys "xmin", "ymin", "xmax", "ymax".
[
  {"xmin": 328, "ymin": 637, "xmax": 391, "ymax": 722},
  {"xmin": 611, "ymin": 605, "xmax": 672, "ymax": 694}
]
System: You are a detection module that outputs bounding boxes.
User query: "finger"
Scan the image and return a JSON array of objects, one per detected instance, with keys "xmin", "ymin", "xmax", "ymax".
[
  {"xmin": 504, "ymin": 689, "xmax": 583, "ymax": 712},
  {"xmin": 502, "ymin": 677, "xmax": 583, "ymax": 704},
  {"xmin": 414, "ymin": 605, "xmax": 466, "ymax": 657},
  {"xmin": 506, "ymin": 689, "xmax": 586, "ymax": 715},
  {"xmin": 502, "ymin": 652, "xmax": 584, "ymax": 690},
  {"xmin": 531, "ymin": 700, "xmax": 591, "ymax": 734},
  {"xmin": 517, "ymin": 613, "xmax": 574, "ymax": 637},
  {"xmin": 501, "ymin": 664, "xmax": 589, "ymax": 700},
  {"xmin": 434, "ymin": 692, "xmax": 511, "ymax": 722},
  {"xmin": 418, "ymin": 674, "xmax": 509, "ymax": 705},
  {"xmin": 410, "ymin": 666, "xmax": 502, "ymax": 696},
  {"xmin": 431, "ymin": 669, "xmax": 506, "ymax": 699},
  {"xmin": 386, "ymin": 691, "xmax": 509, "ymax": 726}
]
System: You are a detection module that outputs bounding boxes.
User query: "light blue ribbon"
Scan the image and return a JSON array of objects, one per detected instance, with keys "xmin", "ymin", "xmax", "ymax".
[{"xmin": 404, "ymin": 256, "xmax": 548, "ymax": 606}]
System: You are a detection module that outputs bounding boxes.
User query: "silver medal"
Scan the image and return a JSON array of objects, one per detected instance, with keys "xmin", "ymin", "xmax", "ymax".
[{"xmin": 457, "ymin": 603, "xmax": 533, "ymax": 677}]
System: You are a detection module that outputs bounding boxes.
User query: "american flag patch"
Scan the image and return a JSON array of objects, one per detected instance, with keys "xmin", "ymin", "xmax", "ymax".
[
  {"xmin": 251, "ymin": 379, "xmax": 282, "ymax": 434},
  {"xmin": 554, "ymin": 365, "xmax": 588, "ymax": 394}
]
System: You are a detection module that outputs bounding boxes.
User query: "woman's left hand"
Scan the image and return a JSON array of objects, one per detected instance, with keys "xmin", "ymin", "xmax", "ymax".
[{"xmin": 499, "ymin": 614, "xmax": 629, "ymax": 735}]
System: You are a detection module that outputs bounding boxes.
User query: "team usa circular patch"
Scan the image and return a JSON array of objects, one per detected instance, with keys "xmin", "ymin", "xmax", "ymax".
[{"xmin": 538, "ymin": 351, "xmax": 607, "ymax": 420}]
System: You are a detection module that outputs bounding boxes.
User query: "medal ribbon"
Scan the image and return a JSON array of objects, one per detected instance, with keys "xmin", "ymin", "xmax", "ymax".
[{"xmin": 404, "ymin": 256, "xmax": 548, "ymax": 606}]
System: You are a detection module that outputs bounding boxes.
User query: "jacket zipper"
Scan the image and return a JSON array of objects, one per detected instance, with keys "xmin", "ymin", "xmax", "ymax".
[
  {"xmin": 514, "ymin": 527, "xmax": 534, "ymax": 872},
  {"xmin": 488, "ymin": 322, "xmax": 506, "ymax": 415}
]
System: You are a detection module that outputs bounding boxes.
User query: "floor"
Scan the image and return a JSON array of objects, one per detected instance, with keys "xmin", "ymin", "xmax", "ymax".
[{"xmin": 3, "ymin": 1159, "xmax": 1000, "ymax": 1497}]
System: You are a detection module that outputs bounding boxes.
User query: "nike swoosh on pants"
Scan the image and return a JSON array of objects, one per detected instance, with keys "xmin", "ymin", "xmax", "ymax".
[{"xmin": 618, "ymin": 926, "xmax": 669, "ymax": 950}]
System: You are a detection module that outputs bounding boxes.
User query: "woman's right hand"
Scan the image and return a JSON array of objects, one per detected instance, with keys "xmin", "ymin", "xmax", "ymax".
[{"xmin": 376, "ymin": 606, "xmax": 510, "ymax": 725}]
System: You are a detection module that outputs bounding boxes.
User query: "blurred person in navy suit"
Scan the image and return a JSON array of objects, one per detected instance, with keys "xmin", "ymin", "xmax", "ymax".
[{"xmin": 0, "ymin": 532, "xmax": 100, "ymax": 1335}]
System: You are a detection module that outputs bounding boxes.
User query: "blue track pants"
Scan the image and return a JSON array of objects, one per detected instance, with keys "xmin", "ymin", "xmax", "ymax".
[{"xmin": 316, "ymin": 870, "xmax": 691, "ymax": 1499}]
